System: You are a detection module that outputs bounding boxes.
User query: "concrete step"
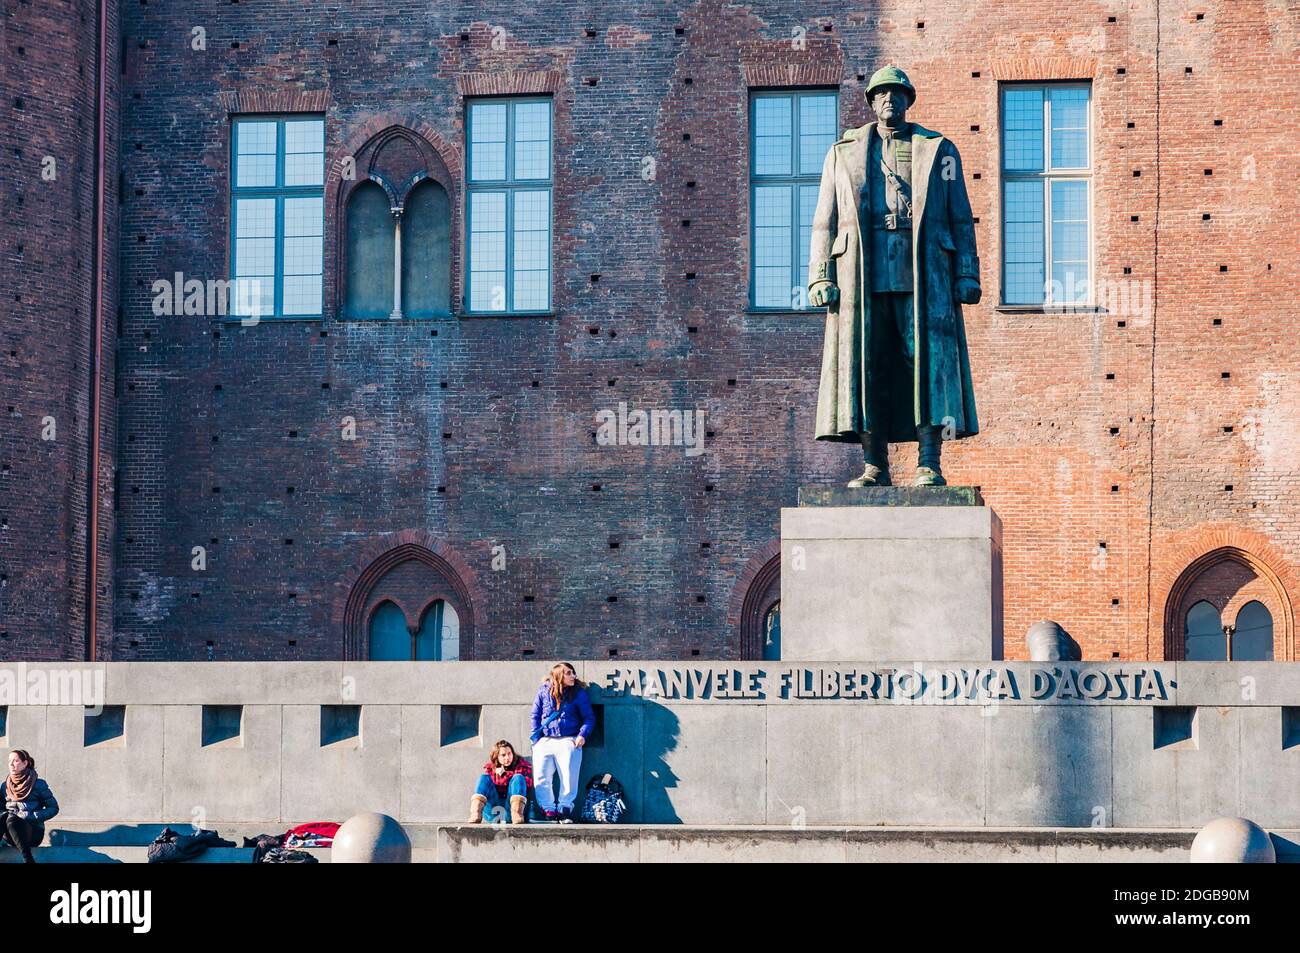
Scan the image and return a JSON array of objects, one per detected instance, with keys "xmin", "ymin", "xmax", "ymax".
[{"xmin": 6, "ymin": 824, "xmax": 1298, "ymax": 863}]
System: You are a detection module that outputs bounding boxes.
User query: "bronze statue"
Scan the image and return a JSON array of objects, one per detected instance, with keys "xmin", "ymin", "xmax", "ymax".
[{"xmin": 808, "ymin": 66, "xmax": 981, "ymax": 487}]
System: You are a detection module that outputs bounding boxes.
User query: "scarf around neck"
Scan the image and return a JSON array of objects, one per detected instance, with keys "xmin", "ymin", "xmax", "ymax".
[{"xmin": 7, "ymin": 767, "xmax": 36, "ymax": 801}]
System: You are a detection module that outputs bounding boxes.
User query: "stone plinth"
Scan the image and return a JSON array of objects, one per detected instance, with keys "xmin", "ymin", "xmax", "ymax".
[{"xmin": 780, "ymin": 486, "xmax": 1003, "ymax": 661}]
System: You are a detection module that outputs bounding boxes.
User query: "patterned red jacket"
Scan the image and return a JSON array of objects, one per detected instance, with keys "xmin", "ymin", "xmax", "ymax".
[{"xmin": 483, "ymin": 757, "xmax": 533, "ymax": 796}]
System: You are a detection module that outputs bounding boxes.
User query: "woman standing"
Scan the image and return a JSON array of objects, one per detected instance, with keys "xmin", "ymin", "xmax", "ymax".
[
  {"xmin": 469, "ymin": 740, "xmax": 532, "ymax": 825},
  {"xmin": 2, "ymin": 749, "xmax": 59, "ymax": 864},
  {"xmin": 529, "ymin": 662, "xmax": 596, "ymax": 822}
]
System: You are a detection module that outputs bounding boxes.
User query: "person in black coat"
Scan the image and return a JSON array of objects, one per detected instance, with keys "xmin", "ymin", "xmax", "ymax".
[{"xmin": 2, "ymin": 749, "xmax": 59, "ymax": 863}]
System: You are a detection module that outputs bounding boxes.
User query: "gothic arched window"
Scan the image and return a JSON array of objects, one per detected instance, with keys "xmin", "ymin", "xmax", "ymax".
[
  {"xmin": 344, "ymin": 181, "xmax": 395, "ymax": 318},
  {"xmin": 1232, "ymin": 601, "xmax": 1274, "ymax": 662}
]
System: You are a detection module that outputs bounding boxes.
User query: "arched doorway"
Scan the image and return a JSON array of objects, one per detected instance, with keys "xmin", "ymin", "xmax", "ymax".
[{"xmin": 342, "ymin": 537, "xmax": 476, "ymax": 660}]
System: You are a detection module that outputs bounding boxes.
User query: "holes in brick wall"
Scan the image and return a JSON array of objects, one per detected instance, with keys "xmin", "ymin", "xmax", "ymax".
[
  {"xmin": 1126, "ymin": 121, "xmax": 1135, "ymax": 129},
  {"xmin": 1154, "ymin": 706, "xmax": 1197, "ymax": 751},
  {"xmin": 1123, "ymin": 267, "xmax": 1132, "ymax": 275},
  {"xmin": 1130, "ymin": 215, "xmax": 1139, "ymax": 222},
  {"xmin": 1224, "ymin": 484, "xmax": 1234, "ymax": 492},
  {"xmin": 588, "ymin": 326, "xmax": 600, "ymax": 335},
  {"xmin": 681, "ymin": 219, "xmax": 691, "ymax": 227},
  {"xmin": 289, "ymin": 430, "xmax": 298, "ymax": 438},
  {"xmin": 584, "ymin": 28, "xmax": 597, "ymax": 38},
  {"xmin": 284, "ymin": 538, "xmax": 294, "ymax": 545},
  {"xmin": 84, "ymin": 706, "xmax": 126, "ymax": 748},
  {"xmin": 682, "ymin": 133, "xmax": 691, "ymax": 141},
  {"xmin": 1220, "ymin": 371, "xmax": 1230, "ymax": 379},
  {"xmin": 687, "ymin": 326, "xmax": 699, "ymax": 333},
  {"xmin": 704, "ymin": 483, "xmax": 715, "ymax": 493},
  {"xmin": 591, "ymin": 483, "xmax": 602, "ymax": 492},
  {"xmin": 1116, "ymin": 67, "xmax": 1126, "ymax": 75},
  {"xmin": 320, "ymin": 705, "xmax": 361, "ymax": 748},
  {"xmin": 1105, "ymin": 373, "xmax": 1115, "ymax": 380},
  {"xmin": 1107, "ymin": 15, "xmax": 1116, "ymax": 22},
  {"xmin": 286, "ymin": 486, "xmax": 294, "ymax": 495},
  {"xmin": 1204, "ymin": 168, "xmax": 1213, "ymax": 176},
  {"xmin": 436, "ymin": 485, "xmax": 446, "ymax": 493},
  {"xmin": 440, "ymin": 705, "xmax": 480, "ymax": 747},
  {"xmin": 727, "ymin": 378, "xmax": 736, "ymax": 386},
  {"xmin": 1185, "ymin": 66, "xmax": 1193, "ymax": 74},
  {"xmin": 695, "ymin": 595, "xmax": 706, "ymax": 603},
  {"xmin": 1111, "ymin": 597, "xmax": 1120, "ymax": 606},
  {"xmin": 1223, "ymin": 426, "xmax": 1233, "ymax": 433},
  {"xmin": 1132, "ymin": 170, "xmax": 1141, "ymax": 177},
  {"xmin": 971, "ymin": 71, "xmax": 981, "ymax": 78},
  {"xmin": 1117, "ymin": 320, "xmax": 1127, "ymax": 328},
  {"xmin": 607, "ymin": 595, "xmax": 618, "ymax": 603},
  {"xmin": 973, "ymin": 172, "xmax": 982, "ymax": 180},
  {"xmin": 609, "ymin": 537, "xmax": 620, "ymax": 549},
  {"xmin": 201, "ymin": 705, "xmax": 243, "ymax": 748},
  {"xmin": 1195, "ymin": 12, "xmax": 1205, "ymax": 20},
  {"xmin": 916, "ymin": 21, "xmax": 925, "ymax": 29},
  {"xmin": 1202, "ymin": 213, "xmax": 1211, "ymax": 220},
  {"xmin": 590, "ymin": 274, "xmax": 600, "ymax": 283},
  {"xmin": 583, "ymin": 77, "xmax": 599, "ymax": 87},
  {"xmin": 1219, "ymin": 264, "xmax": 1228, "ymax": 272},
  {"xmin": 1111, "ymin": 485, "xmax": 1120, "ymax": 493},
  {"xmin": 327, "ymin": 38, "xmax": 338, "ymax": 47},
  {"xmin": 523, "ymin": 595, "xmax": 535, "ymax": 603},
  {"xmin": 1109, "ymin": 427, "xmax": 1120, "ymax": 435},
  {"xmin": 684, "ymin": 77, "xmax": 693, "ymax": 85},
  {"xmin": 674, "ymin": 26, "xmax": 684, "ymax": 35},
  {"xmin": 1213, "ymin": 118, "xmax": 1223, "ymax": 126},
  {"xmin": 531, "ymin": 380, "xmax": 539, "ymax": 387},
  {"xmin": 440, "ymin": 381, "xmax": 448, "ymax": 389}
]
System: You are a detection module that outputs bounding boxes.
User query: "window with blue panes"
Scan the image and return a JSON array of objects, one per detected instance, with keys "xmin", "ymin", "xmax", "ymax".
[
  {"xmin": 750, "ymin": 90, "xmax": 838, "ymax": 310},
  {"xmin": 466, "ymin": 98, "xmax": 552, "ymax": 313},
  {"xmin": 230, "ymin": 116, "xmax": 325, "ymax": 318},
  {"xmin": 1000, "ymin": 84, "xmax": 1092, "ymax": 306}
]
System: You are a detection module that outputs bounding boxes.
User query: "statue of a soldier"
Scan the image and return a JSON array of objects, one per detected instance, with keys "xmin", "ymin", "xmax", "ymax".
[{"xmin": 808, "ymin": 66, "xmax": 981, "ymax": 487}]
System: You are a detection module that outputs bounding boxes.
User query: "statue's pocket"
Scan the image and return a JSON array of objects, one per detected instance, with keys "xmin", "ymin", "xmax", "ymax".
[{"xmin": 830, "ymin": 229, "xmax": 851, "ymax": 258}]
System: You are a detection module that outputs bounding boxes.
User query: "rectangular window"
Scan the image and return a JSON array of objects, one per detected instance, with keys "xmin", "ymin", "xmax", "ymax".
[
  {"xmin": 1000, "ymin": 84, "xmax": 1091, "ymax": 307},
  {"xmin": 749, "ymin": 90, "xmax": 838, "ymax": 311},
  {"xmin": 466, "ymin": 97, "xmax": 553, "ymax": 314},
  {"xmin": 230, "ymin": 117, "xmax": 324, "ymax": 319}
]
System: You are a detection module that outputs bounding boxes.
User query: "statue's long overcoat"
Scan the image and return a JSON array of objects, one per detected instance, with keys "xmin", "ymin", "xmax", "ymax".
[{"xmin": 809, "ymin": 122, "xmax": 980, "ymax": 444}]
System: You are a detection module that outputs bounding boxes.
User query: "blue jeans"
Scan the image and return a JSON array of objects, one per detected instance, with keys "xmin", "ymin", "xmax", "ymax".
[{"xmin": 475, "ymin": 774, "xmax": 528, "ymax": 822}]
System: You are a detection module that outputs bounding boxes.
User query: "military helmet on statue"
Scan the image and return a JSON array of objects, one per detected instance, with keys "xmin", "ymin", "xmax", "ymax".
[{"xmin": 864, "ymin": 65, "xmax": 917, "ymax": 105}]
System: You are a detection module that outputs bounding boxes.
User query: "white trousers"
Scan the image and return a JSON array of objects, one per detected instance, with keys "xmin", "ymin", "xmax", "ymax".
[{"xmin": 532, "ymin": 736, "xmax": 583, "ymax": 811}]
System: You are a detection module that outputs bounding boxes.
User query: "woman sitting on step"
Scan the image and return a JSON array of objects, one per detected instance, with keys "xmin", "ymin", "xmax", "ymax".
[
  {"xmin": 1, "ymin": 749, "xmax": 60, "ymax": 864},
  {"xmin": 469, "ymin": 740, "xmax": 533, "ymax": 825}
]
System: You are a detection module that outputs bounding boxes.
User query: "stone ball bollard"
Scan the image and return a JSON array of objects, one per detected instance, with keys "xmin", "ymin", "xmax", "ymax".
[
  {"xmin": 1026, "ymin": 620, "xmax": 1082, "ymax": 662},
  {"xmin": 331, "ymin": 812, "xmax": 412, "ymax": 864},
  {"xmin": 1190, "ymin": 817, "xmax": 1275, "ymax": 863}
]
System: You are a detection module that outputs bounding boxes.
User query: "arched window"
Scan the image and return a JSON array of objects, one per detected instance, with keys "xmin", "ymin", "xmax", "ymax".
[
  {"xmin": 344, "ymin": 181, "xmax": 395, "ymax": 319},
  {"xmin": 1232, "ymin": 601, "xmax": 1274, "ymax": 661},
  {"xmin": 762, "ymin": 600, "xmax": 781, "ymax": 661},
  {"xmin": 336, "ymin": 126, "xmax": 457, "ymax": 320},
  {"xmin": 415, "ymin": 599, "xmax": 460, "ymax": 661},
  {"xmin": 401, "ymin": 179, "xmax": 451, "ymax": 317},
  {"xmin": 1184, "ymin": 600, "xmax": 1225, "ymax": 661},
  {"xmin": 368, "ymin": 601, "xmax": 410, "ymax": 661}
]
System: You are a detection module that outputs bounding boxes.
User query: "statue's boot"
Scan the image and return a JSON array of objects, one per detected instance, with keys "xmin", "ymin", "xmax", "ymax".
[
  {"xmin": 914, "ymin": 425, "xmax": 947, "ymax": 486},
  {"xmin": 847, "ymin": 432, "xmax": 891, "ymax": 487}
]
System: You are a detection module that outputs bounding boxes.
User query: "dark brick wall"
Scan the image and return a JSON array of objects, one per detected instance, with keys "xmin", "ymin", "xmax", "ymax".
[
  {"xmin": 0, "ymin": 0, "xmax": 117, "ymax": 661},
  {"xmin": 10, "ymin": 1, "xmax": 1294, "ymax": 662}
]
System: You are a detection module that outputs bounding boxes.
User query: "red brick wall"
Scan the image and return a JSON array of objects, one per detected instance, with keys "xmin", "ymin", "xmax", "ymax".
[{"xmin": 7, "ymin": 1, "xmax": 1296, "ymax": 662}]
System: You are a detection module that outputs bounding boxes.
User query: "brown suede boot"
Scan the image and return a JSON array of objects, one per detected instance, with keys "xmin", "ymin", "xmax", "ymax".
[
  {"xmin": 510, "ymin": 794, "xmax": 528, "ymax": 825},
  {"xmin": 468, "ymin": 793, "xmax": 488, "ymax": 823}
]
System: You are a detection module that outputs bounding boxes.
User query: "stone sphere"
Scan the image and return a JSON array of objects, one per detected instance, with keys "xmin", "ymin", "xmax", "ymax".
[
  {"xmin": 1190, "ymin": 817, "xmax": 1275, "ymax": 863},
  {"xmin": 1026, "ymin": 620, "xmax": 1081, "ymax": 662},
  {"xmin": 331, "ymin": 812, "xmax": 412, "ymax": 864}
]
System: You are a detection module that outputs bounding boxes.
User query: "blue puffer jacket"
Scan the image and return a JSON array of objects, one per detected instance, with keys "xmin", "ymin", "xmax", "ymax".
[
  {"xmin": 3, "ymin": 776, "xmax": 59, "ymax": 824},
  {"xmin": 530, "ymin": 682, "xmax": 596, "ymax": 741}
]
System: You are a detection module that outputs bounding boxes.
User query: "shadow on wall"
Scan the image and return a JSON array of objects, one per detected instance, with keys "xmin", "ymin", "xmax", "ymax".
[{"xmin": 578, "ymin": 696, "xmax": 682, "ymax": 824}]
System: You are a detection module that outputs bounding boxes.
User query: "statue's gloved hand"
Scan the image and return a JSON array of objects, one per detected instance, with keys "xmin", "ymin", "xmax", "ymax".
[
  {"xmin": 809, "ymin": 282, "xmax": 839, "ymax": 307},
  {"xmin": 955, "ymin": 277, "xmax": 981, "ymax": 305}
]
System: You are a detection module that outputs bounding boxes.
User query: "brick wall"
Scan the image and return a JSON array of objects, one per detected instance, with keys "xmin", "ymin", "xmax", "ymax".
[
  {"xmin": 0, "ymin": 0, "xmax": 117, "ymax": 661},
  {"xmin": 9, "ymin": 1, "xmax": 1296, "ymax": 662}
]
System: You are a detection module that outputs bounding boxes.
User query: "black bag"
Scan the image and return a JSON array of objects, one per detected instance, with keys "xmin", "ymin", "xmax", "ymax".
[{"xmin": 579, "ymin": 773, "xmax": 627, "ymax": 824}]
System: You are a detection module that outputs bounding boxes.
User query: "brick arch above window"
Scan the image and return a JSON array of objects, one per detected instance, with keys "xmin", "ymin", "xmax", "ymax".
[
  {"xmin": 728, "ymin": 541, "xmax": 782, "ymax": 660},
  {"xmin": 1154, "ymin": 524, "xmax": 1297, "ymax": 661},
  {"xmin": 335, "ymin": 531, "xmax": 480, "ymax": 660}
]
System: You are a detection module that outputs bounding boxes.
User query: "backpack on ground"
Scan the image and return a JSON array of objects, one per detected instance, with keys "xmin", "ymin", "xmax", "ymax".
[{"xmin": 580, "ymin": 773, "xmax": 627, "ymax": 824}]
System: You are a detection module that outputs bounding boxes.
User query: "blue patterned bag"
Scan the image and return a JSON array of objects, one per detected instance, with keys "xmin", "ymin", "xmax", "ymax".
[{"xmin": 580, "ymin": 773, "xmax": 627, "ymax": 824}]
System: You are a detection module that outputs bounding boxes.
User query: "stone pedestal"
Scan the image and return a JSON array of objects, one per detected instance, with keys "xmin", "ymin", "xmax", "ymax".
[{"xmin": 780, "ymin": 486, "xmax": 1003, "ymax": 661}]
